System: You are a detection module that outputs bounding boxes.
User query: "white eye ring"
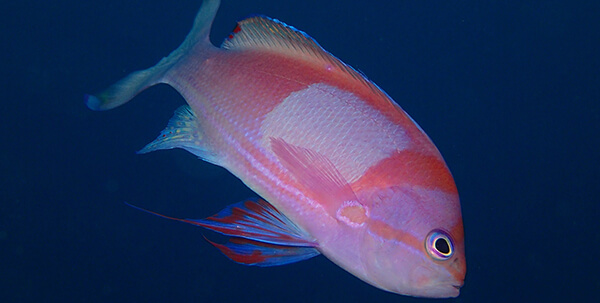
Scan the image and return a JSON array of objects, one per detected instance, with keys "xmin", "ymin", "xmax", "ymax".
[{"xmin": 425, "ymin": 229, "xmax": 454, "ymax": 261}]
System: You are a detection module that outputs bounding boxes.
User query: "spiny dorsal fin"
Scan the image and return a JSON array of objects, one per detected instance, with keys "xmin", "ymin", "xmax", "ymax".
[{"xmin": 222, "ymin": 16, "xmax": 392, "ymax": 103}]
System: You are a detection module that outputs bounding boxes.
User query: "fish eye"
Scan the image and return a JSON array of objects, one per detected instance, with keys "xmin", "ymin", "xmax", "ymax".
[{"xmin": 425, "ymin": 229, "xmax": 454, "ymax": 261}]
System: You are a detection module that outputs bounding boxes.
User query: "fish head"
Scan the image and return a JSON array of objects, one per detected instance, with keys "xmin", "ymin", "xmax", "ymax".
[{"xmin": 356, "ymin": 185, "xmax": 466, "ymax": 298}]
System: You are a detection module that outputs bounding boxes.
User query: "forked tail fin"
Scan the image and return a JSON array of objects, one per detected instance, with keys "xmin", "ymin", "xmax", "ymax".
[{"xmin": 85, "ymin": 0, "xmax": 221, "ymax": 110}]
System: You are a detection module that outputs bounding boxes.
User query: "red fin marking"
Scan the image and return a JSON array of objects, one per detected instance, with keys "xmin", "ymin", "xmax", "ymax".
[
  {"xmin": 127, "ymin": 199, "xmax": 320, "ymax": 267},
  {"xmin": 195, "ymin": 198, "xmax": 317, "ymax": 246},
  {"xmin": 204, "ymin": 236, "xmax": 320, "ymax": 267}
]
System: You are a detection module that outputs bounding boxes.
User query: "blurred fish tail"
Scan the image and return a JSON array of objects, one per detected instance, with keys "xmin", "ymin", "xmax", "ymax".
[{"xmin": 85, "ymin": 0, "xmax": 221, "ymax": 110}]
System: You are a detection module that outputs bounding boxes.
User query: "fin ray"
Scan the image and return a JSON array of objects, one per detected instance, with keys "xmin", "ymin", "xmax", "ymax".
[
  {"xmin": 270, "ymin": 138, "xmax": 359, "ymax": 215},
  {"xmin": 205, "ymin": 237, "xmax": 320, "ymax": 267},
  {"xmin": 194, "ymin": 198, "xmax": 317, "ymax": 247},
  {"xmin": 127, "ymin": 198, "xmax": 320, "ymax": 267},
  {"xmin": 222, "ymin": 15, "xmax": 392, "ymax": 104},
  {"xmin": 137, "ymin": 105, "xmax": 218, "ymax": 164}
]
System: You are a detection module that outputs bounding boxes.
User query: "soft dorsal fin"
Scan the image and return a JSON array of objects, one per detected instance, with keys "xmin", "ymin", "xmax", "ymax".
[{"xmin": 222, "ymin": 16, "xmax": 391, "ymax": 102}]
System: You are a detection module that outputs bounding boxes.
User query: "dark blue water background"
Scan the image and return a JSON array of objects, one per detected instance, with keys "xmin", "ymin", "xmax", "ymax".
[{"xmin": 1, "ymin": 1, "xmax": 598, "ymax": 302}]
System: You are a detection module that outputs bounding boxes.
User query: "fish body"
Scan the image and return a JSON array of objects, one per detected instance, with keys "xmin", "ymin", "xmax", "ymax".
[{"xmin": 87, "ymin": 0, "xmax": 465, "ymax": 298}]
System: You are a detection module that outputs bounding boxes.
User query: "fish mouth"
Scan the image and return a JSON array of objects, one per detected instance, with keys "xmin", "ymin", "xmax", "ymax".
[{"xmin": 440, "ymin": 284, "xmax": 462, "ymax": 298}]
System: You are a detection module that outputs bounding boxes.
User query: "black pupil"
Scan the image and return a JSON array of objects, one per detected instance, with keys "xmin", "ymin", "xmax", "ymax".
[{"xmin": 435, "ymin": 238, "xmax": 450, "ymax": 254}]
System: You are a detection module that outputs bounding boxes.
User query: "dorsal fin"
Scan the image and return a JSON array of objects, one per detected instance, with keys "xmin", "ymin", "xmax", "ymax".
[
  {"xmin": 222, "ymin": 16, "xmax": 326, "ymax": 60},
  {"xmin": 222, "ymin": 16, "xmax": 392, "ymax": 103}
]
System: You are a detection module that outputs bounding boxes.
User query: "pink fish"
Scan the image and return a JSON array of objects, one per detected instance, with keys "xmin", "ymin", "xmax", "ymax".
[{"xmin": 87, "ymin": 0, "xmax": 465, "ymax": 298}]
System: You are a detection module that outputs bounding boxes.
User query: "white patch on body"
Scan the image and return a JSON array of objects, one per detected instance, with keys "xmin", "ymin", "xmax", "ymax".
[{"xmin": 261, "ymin": 83, "xmax": 409, "ymax": 182}]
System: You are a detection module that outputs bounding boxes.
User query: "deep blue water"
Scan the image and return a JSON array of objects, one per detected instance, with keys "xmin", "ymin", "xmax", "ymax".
[{"xmin": 1, "ymin": 0, "xmax": 598, "ymax": 302}]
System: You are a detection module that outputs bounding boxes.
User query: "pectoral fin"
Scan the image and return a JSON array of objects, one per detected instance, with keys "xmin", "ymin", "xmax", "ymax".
[{"xmin": 270, "ymin": 137, "xmax": 360, "ymax": 216}]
